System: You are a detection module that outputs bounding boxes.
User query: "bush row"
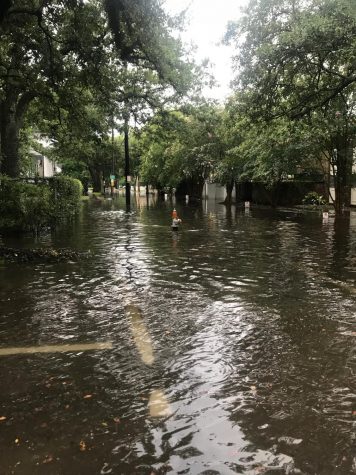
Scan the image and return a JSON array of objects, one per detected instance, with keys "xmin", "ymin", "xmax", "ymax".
[{"xmin": 0, "ymin": 175, "xmax": 83, "ymax": 233}]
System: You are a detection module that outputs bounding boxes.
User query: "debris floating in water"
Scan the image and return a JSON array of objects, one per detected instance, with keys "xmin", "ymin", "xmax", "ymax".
[{"xmin": 0, "ymin": 246, "xmax": 91, "ymax": 263}]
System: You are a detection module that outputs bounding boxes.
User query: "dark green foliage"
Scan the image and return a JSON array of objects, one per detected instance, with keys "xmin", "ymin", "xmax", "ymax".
[
  {"xmin": 302, "ymin": 191, "xmax": 327, "ymax": 206},
  {"xmin": 0, "ymin": 0, "xmax": 196, "ymax": 180},
  {"xmin": 139, "ymin": 104, "xmax": 223, "ymax": 196},
  {"xmin": 0, "ymin": 175, "xmax": 82, "ymax": 233},
  {"xmin": 224, "ymin": 0, "xmax": 356, "ymax": 213},
  {"xmin": 48, "ymin": 175, "xmax": 83, "ymax": 220},
  {"xmin": 0, "ymin": 177, "xmax": 51, "ymax": 231}
]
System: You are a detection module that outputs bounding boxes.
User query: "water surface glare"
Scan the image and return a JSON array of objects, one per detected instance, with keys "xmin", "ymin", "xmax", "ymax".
[{"xmin": 1, "ymin": 197, "xmax": 356, "ymax": 474}]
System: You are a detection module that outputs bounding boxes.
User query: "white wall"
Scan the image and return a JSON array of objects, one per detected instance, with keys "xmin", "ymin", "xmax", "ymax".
[
  {"xmin": 330, "ymin": 187, "xmax": 356, "ymax": 206},
  {"xmin": 43, "ymin": 156, "xmax": 54, "ymax": 177},
  {"xmin": 351, "ymin": 188, "xmax": 356, "ymax": 206},
  {"xmin": 203, "ymin": 181, "xmax": 236, "ymax": 201}
]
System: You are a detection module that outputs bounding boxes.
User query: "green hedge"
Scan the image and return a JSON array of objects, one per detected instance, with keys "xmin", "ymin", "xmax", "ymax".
[
  {"xmin": 48, "ymin": 175, "xmax": 83, "ymax": 220},
  {"xmin": 0, "ymin": 175, "xmax": 83, "ymax": 233}
]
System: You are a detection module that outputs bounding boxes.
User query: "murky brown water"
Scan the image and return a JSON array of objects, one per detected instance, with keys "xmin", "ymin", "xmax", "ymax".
[{"xmin": 1, "ymin": 196, "xmax": 356, "ymax": 475}]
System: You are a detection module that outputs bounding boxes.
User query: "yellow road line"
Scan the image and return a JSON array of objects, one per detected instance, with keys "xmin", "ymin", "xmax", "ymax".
[
  {"xmin": 0, "ymin": 342, "xmax": 113, "ymax": 356},
  {"xmin": 148, "ymin": 389, "xmax": 172, "ymax": 417},
  {"xmin": 124, "ymin": 304, "xmax": 172, "ymax": 417},
  {"xmin": 125, "ymin": 305, "xmax": 155, "ymax": 365}
]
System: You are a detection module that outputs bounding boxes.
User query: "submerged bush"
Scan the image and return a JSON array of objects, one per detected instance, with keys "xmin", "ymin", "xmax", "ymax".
[
  {"xmin": 48, "ymin": 175, "xmax": 83, "ymax": 220},
  {"xmin": 0, "ymin": 175, "xmax": 83, "ymax": 233},
  {"xmin": 302, "ymin": 191, "xmax": 327, "ymax": 206}
]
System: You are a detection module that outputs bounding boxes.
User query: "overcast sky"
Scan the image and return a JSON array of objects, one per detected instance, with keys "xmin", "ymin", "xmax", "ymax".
[{"xmin": 164, "ymin": 0, "xmax": 249, "ymax": 102}]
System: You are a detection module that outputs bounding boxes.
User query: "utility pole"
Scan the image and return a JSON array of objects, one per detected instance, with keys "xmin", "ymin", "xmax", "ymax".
[
  {"xmin": 111, "ymin": 117, "xmax": 115, "ymax": 196},
  {"xmin": 123, "ymin": 61, "xmax": 131, "ymax": 209},
  {"xmin": 124, "ymin": 112, "xmax": 130, "ymax": 209}
]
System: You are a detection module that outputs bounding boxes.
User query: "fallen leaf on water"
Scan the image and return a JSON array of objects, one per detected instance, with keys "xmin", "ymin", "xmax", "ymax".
[
  {"xmin": 101, "ymin": 422, "xmax": 108, "ymax": 427},
  {"xmin": 83, "ymin": 394, "xmax": 92, "ymax": 399},
  {"xmin": 278, "ymin": 436, "xmax": 303, "ymax": 446},
  {"xmin": 79, "ymin": 440, "xmax": 86, "ymax": 451},
  {"xmin": 0, "ymin": 416, "xmax": 6, "ymax": 421},
  {"xmin": 42, "ymin": 455, "xmax": 53, "ymax": 464}
]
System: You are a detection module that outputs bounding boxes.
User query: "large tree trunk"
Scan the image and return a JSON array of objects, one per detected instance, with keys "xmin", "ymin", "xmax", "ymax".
[
  {"xmin": 176, "ymin": 177, "xmax": 204, "ymax": 200},
  {"xmin": 0, "ymin": 95, "xmax": 20, "ymax": 177},
  {"xmin": 0, "ymin": 0, "xmax": 12, "ymax": 25},
  {"xmin": 334, "ymin": 142, "xmax": 352, "ymax": 214},
  {"xmin": 224, "ymin": 179, "xmax": 234, "ymax": 204},
  {"xmin": 0, "ymin": 112, "xmax": 20, "ymax": 177},
  {"xmin": 89, "ymin": 167, "xmax": 102, "ymax": 192},
  {"xmin": 0, "ymin": 92, "xmax": 35, "ymax": 177}
]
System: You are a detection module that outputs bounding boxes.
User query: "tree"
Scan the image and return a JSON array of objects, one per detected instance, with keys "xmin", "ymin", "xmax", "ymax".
[
  {"xmin": 226, "ymin": 0, "xmax": 356, "ymax": 212},
  {"xmin": 221, "ymin": 93, "xmax": 337, "ymax": 206},
  {"xmin": 138, "ymin": 103, "xmax": 223, "ymax": 199},
  {"xmin": 0, "ymin": 0, "xmax": 114, "ymax": 176},
  {"xmin": 0, "ymin": 0, "xmax": 197, "ymax": 178}
]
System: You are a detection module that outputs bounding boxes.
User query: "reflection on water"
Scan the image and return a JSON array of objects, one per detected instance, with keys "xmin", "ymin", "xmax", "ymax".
[{"xmin": 0, "ymin": 195, "xmax": 356, "ymax": 474}]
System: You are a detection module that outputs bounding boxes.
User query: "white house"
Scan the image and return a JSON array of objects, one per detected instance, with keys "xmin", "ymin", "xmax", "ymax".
[{"xmin": 29, "ymin": 135, "xmax": 61, "ymax": 178}]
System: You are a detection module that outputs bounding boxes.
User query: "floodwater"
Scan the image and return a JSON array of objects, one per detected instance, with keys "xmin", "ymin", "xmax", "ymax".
[{"xmin": 1, "ymin": 196, "xmax": 356, "ymax": 475}]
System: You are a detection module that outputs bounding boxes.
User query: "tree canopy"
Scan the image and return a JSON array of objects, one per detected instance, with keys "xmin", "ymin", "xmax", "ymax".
[
  {"xmin": 226, "ymin": 0, "xmax": 356, "ymax": 120},
  {"xmin": 223, "ymin": 0, "xmax": 356, "ymax": 211},
  {"xmin": 0, "ymin": 0, "xmax": 197, "ymax": 177}
]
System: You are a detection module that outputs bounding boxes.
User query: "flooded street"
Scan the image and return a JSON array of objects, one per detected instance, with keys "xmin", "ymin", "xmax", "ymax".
[{"xmin": 1, "ymin": 197, "xmax": 356, "ymax": 474}]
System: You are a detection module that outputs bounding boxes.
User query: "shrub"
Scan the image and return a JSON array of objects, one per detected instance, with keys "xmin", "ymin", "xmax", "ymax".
[
  {"xmin": 0, "ymin": 175, "xmax": 82, "ymax": 233},
  {"xmin": 48, "ymin": 176, "xmax": 83, "ymax": 220},
  {"xmin": 302, "ymin": 191, "xmax": 327, "ymax": 206}
]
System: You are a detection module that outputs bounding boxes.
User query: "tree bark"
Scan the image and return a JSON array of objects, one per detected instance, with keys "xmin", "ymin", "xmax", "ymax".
[
  {"xmin": 0, "ymin": 91, "xmax": 35, "ymax": 177},
  {"xmin": 175, "ymin": 178, "xmax": 204, "ymax": 200},
  {"xmin": 89, "ymin": 167, "xmax": 102, "ymax": 192},
  {"xmin": 0, "ymin": 106, "xmax": 20, "ymax": 177},
  {"xmin": 334, "ymin": 139, "xmax": 352, "ymax": 215},
  {"xmin": 224, "ymin": 179, "xmax": 234, "ymax": 204}
]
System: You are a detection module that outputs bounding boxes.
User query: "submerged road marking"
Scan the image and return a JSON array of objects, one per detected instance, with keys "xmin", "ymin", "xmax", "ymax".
[
  {"xmin": 125, "ymin": 305, "xmax": 154, "ymax": 365},
  {"xmin": 0, "ymin": 342, "xmax": 113, "ymax": 356},
  {"xmin": 125, "ymin": 304, "xmax": 173, "ymax": 417},
  {"xmin": 148, "ymin": 389, "xmax": 172, "ymax": 417}
]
